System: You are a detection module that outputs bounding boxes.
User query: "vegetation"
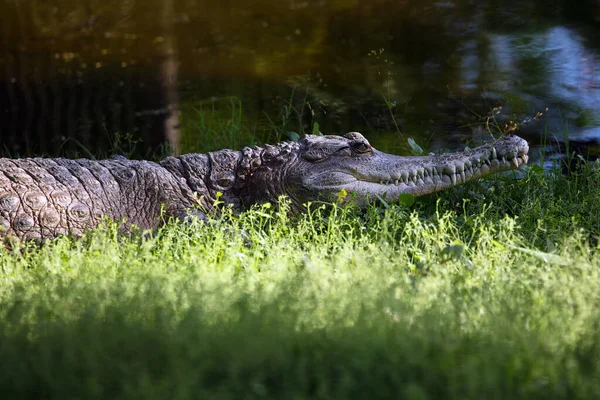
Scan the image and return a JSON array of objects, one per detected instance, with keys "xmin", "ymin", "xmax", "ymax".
[
  {"xmin": 0, "ymin": 149, "xmax": 599, "ymax": 398},
  {"xmin": 3, "ymin": 0, "xmax": 600, "ymax": 395}
]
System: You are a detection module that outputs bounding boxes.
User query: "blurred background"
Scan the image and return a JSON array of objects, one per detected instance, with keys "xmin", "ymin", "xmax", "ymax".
[{"xmin": 1, "ymin": 0, "xmax": 600, "ymax": 160}]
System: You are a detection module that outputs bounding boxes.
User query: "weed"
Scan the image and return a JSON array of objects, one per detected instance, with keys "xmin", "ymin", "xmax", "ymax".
[
  {"xmin": 0, "ymin": 157, "xmax": 599, "ymax": 397},
  {"xmin": 179, "ymin": 96, "xmax": 259, "ymax": 153}
]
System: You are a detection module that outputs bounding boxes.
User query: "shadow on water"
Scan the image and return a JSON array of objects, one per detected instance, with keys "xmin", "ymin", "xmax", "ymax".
[{"xmin": 0, "ymin": 0, "xmax": 599, "ymax": 159}]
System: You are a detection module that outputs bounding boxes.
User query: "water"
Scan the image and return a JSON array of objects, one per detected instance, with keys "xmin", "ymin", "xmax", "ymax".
[{"xmin": 1, "ymin": 0, "xmax": 599, "ymax": 159}]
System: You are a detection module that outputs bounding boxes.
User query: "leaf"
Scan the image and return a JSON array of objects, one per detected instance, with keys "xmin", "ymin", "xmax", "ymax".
[
  {"xmin": 311, "ymin": 122, "xmax": 320, "ymax": 135},
  {"xmin": 530, "ymin": 164, "xmax": 544, "ymax": 175},
  {"xmin": 398, "ymin": 193, "xmax": 415, "ymax": 207},
  {"xmin": 375, "ymin": 194, "xmax": 390, "ymax": 209},
  {"xmin": 491, "ymin": 240, "xmax": 506, "ymax": 251},
  {"xmin": 508, "ymin": 245, "xmax": 574, "ymax": 266},
  {"xmin": 407, "ymin": 138, "xmax": 424, "ymax": 155},
  {"xmin": 441, "ymin": 244, "xmax": 464, "ymax": 259},
  {"xmin": 286, "ymin": 131, "xmax": 300, "ymax": 141}
]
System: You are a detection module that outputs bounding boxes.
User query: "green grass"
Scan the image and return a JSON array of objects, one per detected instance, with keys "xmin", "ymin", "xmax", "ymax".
[
  {"xmin": 179, "ymin": 97, "xmax": 259, "ymax": 154},
  {"xmin": 0, "ymin": 158, "xmax": 600, "ymax": 398}
]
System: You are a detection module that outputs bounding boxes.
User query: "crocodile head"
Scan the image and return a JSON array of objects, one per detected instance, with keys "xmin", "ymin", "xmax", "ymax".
[{"xmin": 276, "ymin": 132, "xmax": 529, "ymax": 208}]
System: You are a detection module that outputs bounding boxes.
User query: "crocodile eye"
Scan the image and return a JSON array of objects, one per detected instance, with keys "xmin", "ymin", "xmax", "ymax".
[{"xmin": 352, "ymin": 141, "xmax": 372, "ymax": 154}]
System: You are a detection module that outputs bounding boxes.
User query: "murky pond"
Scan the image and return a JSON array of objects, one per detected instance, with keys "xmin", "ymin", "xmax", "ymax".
[{"xmin": 1, "ymin": 0, "xmax": 599, "ymax": 159}]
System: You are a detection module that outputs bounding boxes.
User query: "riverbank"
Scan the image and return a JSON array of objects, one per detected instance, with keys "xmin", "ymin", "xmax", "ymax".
[{"xmin": 0, "ymin": 161, "xmax": 598, "ymax": 398}]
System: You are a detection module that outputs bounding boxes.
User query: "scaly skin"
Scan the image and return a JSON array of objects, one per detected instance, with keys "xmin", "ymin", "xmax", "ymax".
[{"xmin": 0, "ymin": 132, "xmax": 528, "ymax": 240}]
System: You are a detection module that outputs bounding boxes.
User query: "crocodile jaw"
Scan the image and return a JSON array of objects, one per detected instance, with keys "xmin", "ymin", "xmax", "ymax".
[
  {"xmin": 314, "ymin": 153, "xmax": 528, "ymax": 200},
  {"xmin": 300, "ymin": 135, "xmax": 529, "ymax": 205}
]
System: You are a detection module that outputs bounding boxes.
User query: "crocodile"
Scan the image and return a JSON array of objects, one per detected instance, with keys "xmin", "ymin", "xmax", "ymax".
[{"xmin": 0, "ymin": 132, "xmax": 528, "ymax": 240}]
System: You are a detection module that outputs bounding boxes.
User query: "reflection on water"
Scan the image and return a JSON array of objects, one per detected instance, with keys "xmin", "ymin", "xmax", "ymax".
[
  {"xmin": 0, "ymin": 0, "xmax": 599, "ymax": 158},
  {"xmin": 487, "ymin": 27, "xmax": 600, "ymax": 123},
  {"xmin": 460, "ymin": 25, "xmax": 600, "ymax": 157}
]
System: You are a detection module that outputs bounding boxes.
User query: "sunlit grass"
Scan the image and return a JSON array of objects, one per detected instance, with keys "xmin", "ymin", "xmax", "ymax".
[{"xmin": 0, "ymin": 160, "xmax": 599, "ymax": 398}]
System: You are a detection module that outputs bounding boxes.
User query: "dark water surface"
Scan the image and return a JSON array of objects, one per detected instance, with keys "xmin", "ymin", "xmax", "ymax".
[{"xmin": 1, "ymin": 0, "xmax": 600, "ymax": 159}]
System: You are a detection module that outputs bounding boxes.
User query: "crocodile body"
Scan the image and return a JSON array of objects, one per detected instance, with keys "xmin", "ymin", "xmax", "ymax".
[{"xmin": 0, "ymin": 133, "xmax": 529, "ymax": 240}]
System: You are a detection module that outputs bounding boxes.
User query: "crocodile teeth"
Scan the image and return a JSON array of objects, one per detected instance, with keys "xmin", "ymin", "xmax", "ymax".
[
  {"xmin": 451, "ymin": 173, "xmax": 457, "ymax": 186},
  {"xmin": 512, "ymin": 157, "xmax": 519, "ymax": 168},
  {"xmin": 400, "ymin": 171, "xmax": 408, "ymax": 183},
  {"xmin": 444, "ymin": 165, "xmax": 456, "ymax": 175},
  {"xmin": 502, "ymin": 156, "xmax": 506, "ymax": 164},
  {"xmin": 522, "ymin": 154, "xmax": 529, "ymax": 164},
  {"xmin": 492, "ymin": 146, "xmax": 497, "ymax": 159},
  {"xmin": 461, "ymin": 171, "xmax": 466, "ymax": 182}
]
